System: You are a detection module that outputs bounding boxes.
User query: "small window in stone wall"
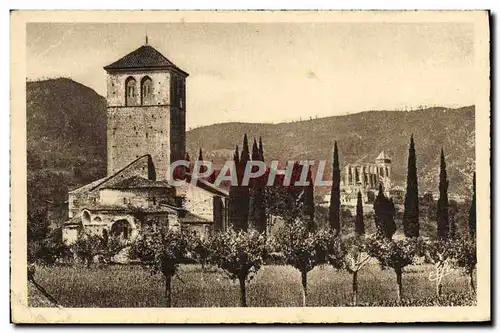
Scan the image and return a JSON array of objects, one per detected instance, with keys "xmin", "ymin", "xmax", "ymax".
[
  {"xmin": 141, "ymin": 76, "xmax": 153, "ymax": 105},
  {"xmin": 125, "ymin": 77, "xmax": 136, "ymax": 106}
]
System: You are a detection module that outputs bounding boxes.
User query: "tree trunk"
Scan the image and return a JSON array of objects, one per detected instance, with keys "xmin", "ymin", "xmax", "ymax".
[
  {"xmin": 352, "ymin": 271, "xmax": 358, "ymax": 306},
  {"xmin": 395, "ymin": 268, "xmax": 403, "ymax": 304},
  {"xmin": 239, "ymin": 277, "xmax": 247, "ymax": 307},
  {"xmin": 469, "ymin": 269, "xmax": 476, "ymax": 294},
  {"xmin": 301, "ymin": 271, "xmax": 307, "ymax": 307},
  {"xmin": 165, "ymin": 274, "xmax": 172, "ymax": 307},
  {"xmin": 436, "ymin": 281, "xmax": 443, "ymax": 297}
]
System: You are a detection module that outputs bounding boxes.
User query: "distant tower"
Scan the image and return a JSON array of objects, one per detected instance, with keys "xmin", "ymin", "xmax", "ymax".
[
  {"xmin": 375, "ymin": 151, "xmax": 391, "ymax": 190},
  {"xmin": 104, "ymin": 43, "xmax": 188, "ymax": 180}
]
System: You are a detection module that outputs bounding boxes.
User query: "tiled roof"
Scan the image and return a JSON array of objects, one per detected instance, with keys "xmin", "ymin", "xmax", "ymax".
[
  {"xmin": 179, "ymin": 212, "xmax": 211, "ymax": 224},
  {"xmin": 376, "ymin": 151, "xmax": 391, "ymax": 161},
  {"xmin": 82, "ymin": 202, "xmax": 178, "ymax": 214},
  {"xmin": 101, "ymin": 176, "xmax": 172, "ymax": 190},
  {"xmin": 63, "ymin": 216, "xmax": 82, "ymax": 226},
  {"xmin": 68, "ymin": 176, "xmax": 109, "ymax": 194},
  {"xmin": 176, "ymin": 174, "xmax": 229, "ymax": 197},
  {"xmin": 103, "ymin": 45, "xmax": 188, "ymax": 76}
]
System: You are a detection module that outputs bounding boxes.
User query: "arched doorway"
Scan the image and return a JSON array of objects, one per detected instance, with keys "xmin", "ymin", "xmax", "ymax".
[
  {"xmin": 81, "ymin": 210, "xmax": 91, "ymax": 224},
  {"xmin": 110, "ymin": 219, "xmax": 132, "ymax": 241}
]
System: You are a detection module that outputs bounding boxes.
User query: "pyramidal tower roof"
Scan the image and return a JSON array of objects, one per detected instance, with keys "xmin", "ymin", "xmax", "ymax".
[
  {"xmin": 376, "ymin": 151, "xmax": 391, "ymax": 161},
  {"xmin": 104, "ymin": 44, "xmax": 188, "ymax": 76}
]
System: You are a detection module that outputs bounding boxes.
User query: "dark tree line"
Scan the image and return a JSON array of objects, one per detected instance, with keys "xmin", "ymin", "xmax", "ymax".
[{"xmin": 227, "ymin": 134, "xmax": 317, "ymax": 233}]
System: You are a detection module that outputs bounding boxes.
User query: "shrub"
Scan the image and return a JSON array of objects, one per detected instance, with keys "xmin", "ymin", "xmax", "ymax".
[
  {"xmin": 130, "ymin": 227, "xmax": 196, "ymax": 307},
  {"xmin": 273, "ymin": 221, "xmax": 330, "ymax": 306},
  {"xmin": 28, "ymin": 227, "xmax": 72, "ymax": 265},
  {"xmin": 326, "ymin": 235, "xmax": 371, "ymax": 305},
  {"xmin": 206, "ymin": 228, "xmax": 268, "ymax": 307},
  {"xmin": 367, "ymin": 236, "xmax": 425, "ymax": 304},
  {"xmin": 424, "ymin": 239, "xmax": 455, "ymax": 297},
  {"xmin": 71, "ymin": 233, "xmax": 106, "ymax": 267},
  {"xmin": 452, "ymin": 237, "xmax": 477, "ymax": 293}
]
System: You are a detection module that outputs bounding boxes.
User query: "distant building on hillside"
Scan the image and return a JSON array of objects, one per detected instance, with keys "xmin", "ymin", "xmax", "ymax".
[
  {"xmin": 321, "ymin": 151, "xmax": 393, "ymax": 210},
  {"xmin": 341, "ymin": 151, "xmax": 392, "ymax": 204}
]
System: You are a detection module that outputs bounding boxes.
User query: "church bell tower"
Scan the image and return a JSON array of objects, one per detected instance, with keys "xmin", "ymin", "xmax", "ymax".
[{"xmin": 104, "ymin": 42, "xmax": 188, "ymax": 180}]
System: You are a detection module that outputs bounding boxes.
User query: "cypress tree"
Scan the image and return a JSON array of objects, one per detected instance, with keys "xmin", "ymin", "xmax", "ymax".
[
  {"xmin": 196, "ymin": 148, "xmax": 207, "ymax": 176},
  {"xmin": 304, "ymin": 166, "xmax": 315, "ymax": 231},
  {"xmin": 403, "ymin": 134, "xmax": 420, "ymax": 238},
  {"xmin": 248, "ymin": 138, "xmax": 261, "ymax": 230},
  {"xmin": 240, "ymin": 134, "xmax": 250, "ymax": 173},
  {"xmin": 449, "ymin": 212, "xmax": 457, "ymax": 240},
  {"xmin": 258, "ymin": 136, "xmax": 264, "ymax": 161},
  {"xmin": 257, "ymin": 138, "xmax": 267, "ymax": 233},
  {"xmin": 329, "ymin": 141, "xmax": 341, "ymax": 233},
  {"xmin": 374, "ymin": 184, "xmax": 396, "ymax": 240},
  {"xmin": 184, "ymin": 152, "xmax": 191, "ymax": 174},
  {"xmin": 469, "ymin": 172, "xmax": 476, "ymax": 240},
  {"xmin": 251, "ymin": 138, "xmax": 259, "ymax": 161},
  {"xmin": 233, "ymin": 145, "xmax": 240, "ymax": 183},
  {"xmin": 355, "ymin": 190, "xmax": 364, "ymax": 236},
  {"xmin": 229, "ymin": 146, "xmax": 241, "ymax": 229},
  {"xmin": 437, "ymin": 148, "xmax": 449, "ymax": 239},
  {"xmin": 239, "ymin": 134, "xmax": 250, "ymax": 230}
]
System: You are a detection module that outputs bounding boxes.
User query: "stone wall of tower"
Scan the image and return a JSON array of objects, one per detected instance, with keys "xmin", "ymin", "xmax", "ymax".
[
  {"xmin": 169, "ymin": 73, "xmax": 187, "ymax": 162},
  {"xmin": 106, "ymin": 69, "xmax": 187, "ymax": 181},
  {"xmin": 108, "ymin": 106, "xmax": 172, "ymax": 180}
]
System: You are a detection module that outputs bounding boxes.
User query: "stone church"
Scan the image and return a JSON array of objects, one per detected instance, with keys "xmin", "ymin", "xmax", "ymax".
[
  {"xmin": 62, "ymin": 42, "xmax": 229, "ymax": 245},
  {"xmin": 341, "ymin": 151, "xmax": 392, "ymax": 205}
]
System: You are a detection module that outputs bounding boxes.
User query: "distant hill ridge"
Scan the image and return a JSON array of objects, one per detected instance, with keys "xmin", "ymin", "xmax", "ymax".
[
  {"xmin": 186, "ymin": 109, "xmax": 475, "ymax": 196},
  {"xmin": 27, "ymin": 78, "xmax": 475, "ymax": 225}
]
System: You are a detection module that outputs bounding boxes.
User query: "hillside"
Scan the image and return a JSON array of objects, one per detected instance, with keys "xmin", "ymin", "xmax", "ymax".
[
  {"xmin": 26, "ymin": 78, "xmax": 475, "ymax": 226},
  {"xmin": 27, "ymin": 78, "xmax": 107, "ymax": 223},
  {"xmin": 186, "ymin": 106, "xmax": 475, "ymax": 196}
]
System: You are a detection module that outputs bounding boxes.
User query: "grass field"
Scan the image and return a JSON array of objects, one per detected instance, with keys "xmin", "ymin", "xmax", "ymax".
[{"xmin": 28, "ymin": 262, "xmax": 475, "ymax": 307}]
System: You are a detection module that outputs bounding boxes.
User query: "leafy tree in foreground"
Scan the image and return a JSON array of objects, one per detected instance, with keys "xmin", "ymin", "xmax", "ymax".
[
  {"xmin": 131, "ymin": 227, "xmax": 195, "ymax": 307},
  {"xmin": 274, "ymin": 221, "xmax": 329, "ymax": 306},
  {"xmin": 29, "ymin": 226, "xmax": 72, "ymax": 265},
  {"xmin": 367, "ymin": 237, "xmax": 424, "ymax": 304},
  {"xmin": 403, "ymin": 134, "xmax": 420, "ymax": 238},
  {"xmin": 424, "ymin": 239, "xmax": 454, "ymax": 297},
  {"xmin": 453, "ymin": 237, "xmax": 477, "ymax": 294},
  {"xmin": 207, "ymin": 228, "xmax": 268, "ymax": 307},
  {"xmin": 71, "ymin": 232, "xmax": 106, "ymax": 267},
  {"xmin": 326, "ymin": 235, "xmax": 371, "ymax": 306}
]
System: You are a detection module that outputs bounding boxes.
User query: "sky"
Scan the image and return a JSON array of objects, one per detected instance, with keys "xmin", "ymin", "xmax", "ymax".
[{"xmin": 27, "ymin": 22, "xmax": 474, "ymax": 128}]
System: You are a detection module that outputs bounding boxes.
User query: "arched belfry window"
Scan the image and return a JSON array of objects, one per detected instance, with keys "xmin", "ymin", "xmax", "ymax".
[
  {"xmin": 141, "ymin": 76, "xmax": 153, "ymax": 105},
  {"xmin": 125, "ymin": 77, "xmax": 137, "ymax": 106}
]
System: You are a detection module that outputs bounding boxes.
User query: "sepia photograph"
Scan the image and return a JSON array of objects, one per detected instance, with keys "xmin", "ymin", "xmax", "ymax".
[{"xmin": 10, "ymin": 10, "xmax": 490, "ymax": 323}]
